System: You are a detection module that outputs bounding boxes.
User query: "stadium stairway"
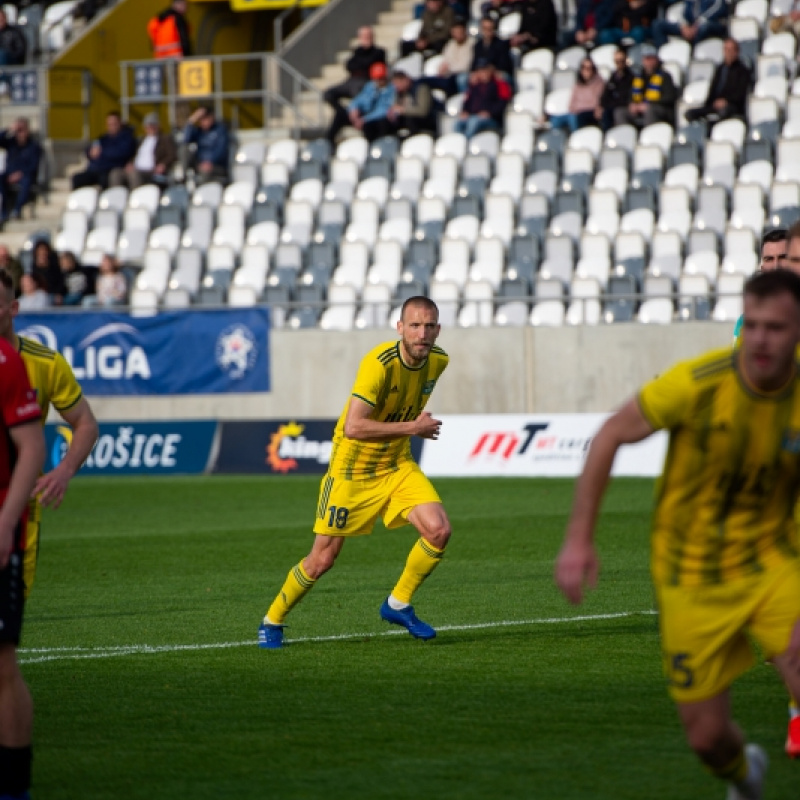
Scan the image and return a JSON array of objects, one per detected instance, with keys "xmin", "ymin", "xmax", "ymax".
[{"xmin": 272, "ymin": 0, "xmax": 419, "ymax": 137}]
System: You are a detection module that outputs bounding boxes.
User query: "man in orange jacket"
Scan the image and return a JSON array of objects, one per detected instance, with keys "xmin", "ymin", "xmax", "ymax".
[{"xmin": 148, "ymin": 0, "xmax": 191, "ymax": 59}]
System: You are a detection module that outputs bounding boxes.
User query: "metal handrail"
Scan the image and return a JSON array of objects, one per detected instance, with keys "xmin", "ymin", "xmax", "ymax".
[{"xmin": 119, "ymin": 52, "xmax": 326, "ymax": 139}]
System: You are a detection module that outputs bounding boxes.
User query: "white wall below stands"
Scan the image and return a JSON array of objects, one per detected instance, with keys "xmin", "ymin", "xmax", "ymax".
[{"xmin": 84, "ymin": 322, "xmax": 734, "ymax": 421}]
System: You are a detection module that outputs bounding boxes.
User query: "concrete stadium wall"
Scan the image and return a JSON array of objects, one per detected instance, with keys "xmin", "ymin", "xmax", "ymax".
[{"xmin": 85, "ymin": 322, "xmax": 734, "ymax": 421}]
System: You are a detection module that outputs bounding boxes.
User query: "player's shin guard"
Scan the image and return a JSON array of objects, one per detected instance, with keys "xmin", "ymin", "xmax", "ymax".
[
  {"xmin": 0, "ymin": 745, "xmax": 32, "ymax": 797},
  {"xmin": 265, "ymin": 561, "xmax": 316, "ymax": 625},
  {"xmin": 391, "ymin": 537, "xmax": 445, "ymax": 605}
]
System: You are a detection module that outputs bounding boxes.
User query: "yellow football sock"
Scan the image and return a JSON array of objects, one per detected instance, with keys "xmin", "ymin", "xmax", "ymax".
[
  {"xmin": 265, "ymin": 561, "xmax": 316, "ymax": 625},
  {"xmin": 391, "ymin": 538, "xmax": 445, "ymax": 605},
  {"xmin": 712, "ymin": 749, "xmax": 747, "ymax": 784}
]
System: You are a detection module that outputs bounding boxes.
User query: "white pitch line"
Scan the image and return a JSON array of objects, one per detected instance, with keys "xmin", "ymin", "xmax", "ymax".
[{"xmin": 18, "ymin": 609, "xmax": 658, "ymax": 665}]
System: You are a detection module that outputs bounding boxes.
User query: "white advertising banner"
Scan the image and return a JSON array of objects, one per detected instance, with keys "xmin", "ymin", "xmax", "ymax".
[{"xmin": 419, "ymin": 414, "xmax": 668, "ymax": 478}]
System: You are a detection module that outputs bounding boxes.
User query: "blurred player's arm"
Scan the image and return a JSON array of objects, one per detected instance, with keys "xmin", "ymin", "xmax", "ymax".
[
  {"xmin": 344, "ymin": 397, "xmax": 441, "ymax": 442},
  {"xmin": 34, "ymin": 398, "xmax": 98, "ymax": 509},
  {"xmin": 0, "ymin": 421, "xmax": 44, "ymax": 567},
  {"xmin": 555, "ymin": 398, "xmax": 655, "ymax": 605}
]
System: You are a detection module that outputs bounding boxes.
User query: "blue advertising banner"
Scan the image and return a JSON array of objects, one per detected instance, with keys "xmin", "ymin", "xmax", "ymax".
[
  {"xmin": 17, "ymin": 309, "xmax": 270, "ymax": 395},
  {"xmin": 45, "ymin": 421, "xmax": 219, "ymax": 475},
  {"xmin": 214, "ymin": 420, "xmax": 424, "ymax": 475}
]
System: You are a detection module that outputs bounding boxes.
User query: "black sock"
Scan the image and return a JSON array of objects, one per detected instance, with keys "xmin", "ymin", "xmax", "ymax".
[{"xmin": 0, "ymin": 745, "xmax": 32, "ymax": 795}]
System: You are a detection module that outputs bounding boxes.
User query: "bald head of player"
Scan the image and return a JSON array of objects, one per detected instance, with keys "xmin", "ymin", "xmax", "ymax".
[
  {"xmin": 760, "ymin": 228, "xmax": 788, "ymax": 271},
  {"xmin": 785, "ymin": 219, "xmax": 800, "ymax": 275},
  {"xmin": 740, "ymin": 269, "xmax": 800, "ymax": 392},
  {"xmin": 397, "ymin": 296, "xmax": 440, "ymax": 367}
]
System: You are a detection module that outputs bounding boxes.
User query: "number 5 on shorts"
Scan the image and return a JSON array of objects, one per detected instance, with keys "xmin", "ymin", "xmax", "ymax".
[
  {"xmin": 667, "ymin": 652, "xmax": 694, "ymax": 689},
  {"xmin": 327, "ymin": 506, "xmax": 350, "ymax": 530}
]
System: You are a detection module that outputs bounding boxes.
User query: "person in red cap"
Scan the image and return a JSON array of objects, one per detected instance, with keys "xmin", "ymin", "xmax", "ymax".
[{"xmin": 326, "ymin": 61, "xmax": 396, "ymax": 144}]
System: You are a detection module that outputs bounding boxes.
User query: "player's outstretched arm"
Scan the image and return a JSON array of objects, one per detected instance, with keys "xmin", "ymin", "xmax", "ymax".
[
  {"xmin": 0, "ymin": 421, "xmax": 44, "ymax": 567},
  {"xmin": 33, "ymin": 398, "xmax": 99, "ymax": 509},
  {"xmin": 344, "ymin": 397, "xmax": 441, "ymax": 442},
  {"xmin": 555, "ymin": 398, "xmax": 655, "ymax": 605}
]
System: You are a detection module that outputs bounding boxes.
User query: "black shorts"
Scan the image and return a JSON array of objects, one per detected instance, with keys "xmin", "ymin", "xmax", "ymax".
[{"xmin": 0, "ymin": 518, "xmax": 26, "ymax": 645}]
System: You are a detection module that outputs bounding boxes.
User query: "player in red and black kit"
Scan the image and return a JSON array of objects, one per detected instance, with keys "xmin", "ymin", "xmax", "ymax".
[{"xmin": 0, "ymin": 334, "xmax": 44, "ymax": 800}]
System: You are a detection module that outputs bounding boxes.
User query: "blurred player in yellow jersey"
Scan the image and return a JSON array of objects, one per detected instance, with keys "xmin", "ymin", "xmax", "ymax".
[
  {"xmin": 259, "ymin": 296, "xmax": 451, "ymax": 648},
  {"xmin": 556, "ymin": 269, "xmax": 800, "ymax": 799},
  {"xmin": 0, "ymin": 269, "xmax": 98, "ymax": 597}
]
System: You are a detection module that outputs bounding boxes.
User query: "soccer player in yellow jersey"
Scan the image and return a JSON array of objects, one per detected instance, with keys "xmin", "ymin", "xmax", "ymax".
[
  {"xmin": 0, "ymin": 269, "xmax": 98, "ymax": 597},
  {"xmin": 556, "ymin": 269, "xmax": 800, "ymax": 800},
  {"xmin": 259, "ymin": 296, "xmax": 451, "ymax": 649}
]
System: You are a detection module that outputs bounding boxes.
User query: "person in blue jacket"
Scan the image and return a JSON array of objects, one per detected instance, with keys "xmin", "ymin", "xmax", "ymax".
[
  {"xmin": 183, "ymin": 105, "xmax": 230, "ymax": 184},
  {"xmin": 0, "ymin": 117, "xmax": 40, "ymax": 222},
  {"xmin": 71, "ymin": 111, "xmax": 138, "ymax": 190},
  {"xmin": 651, "ymin": 0, "xmax": 729, "ymax": 47},
  {"xmin": 326, "ymin": 61, "xmax": 396, "ymax": 144}
]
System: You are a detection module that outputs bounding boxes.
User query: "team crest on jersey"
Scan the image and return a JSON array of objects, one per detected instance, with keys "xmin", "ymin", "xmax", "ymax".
[
  {"xmin": 782, "ymin": 430, "xmax": 800, "ymax": 453},
  {"xmin": 422, "ymin": 380, "xmax": 436, "ymax": 395}
]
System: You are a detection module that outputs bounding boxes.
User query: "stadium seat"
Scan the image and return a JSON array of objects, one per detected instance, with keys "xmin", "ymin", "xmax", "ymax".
[
  {"xmin": 459, "ymin": 280, "xmax": 495, "ymax": 327},
  {"xmin": 530, "ymin": 299, "xmax": 565, "ymax": 326},
  {"xmin": 66, "ymin": 186, "xmax": 99, "ymax": 217},
  {"xmin": 148, "ymin": 224, "xmax": 181, "ymax": 256},
  {"xmin": 566, "ymin": 277, "xmax": 602, "ymax": 325},
  {"xmin": 355, "ymin": 283, "xmax": 392, "ymax": 329},
  {"xmin": 493, "ymin": 300, "xmax": 529, "ymax": 327},
  {"xmin": 320, "ymin": 285, "xmax": 357, "ymax": 331},
  {"xmin": 678, "ymin": 273, "xmax": 712, "ymax": 320},
  {"xmin": 637, "ymin": 297, "xmax": 674, "ymax": 323},
  {"xmin": 712, "ymin": 272, "xmax": 745, "ymax": 322}
]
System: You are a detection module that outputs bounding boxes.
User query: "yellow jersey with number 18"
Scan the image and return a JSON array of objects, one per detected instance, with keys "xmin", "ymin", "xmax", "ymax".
[{"xmin": 638, "ymin": 347, "xmax": 800, "ymax": 588}]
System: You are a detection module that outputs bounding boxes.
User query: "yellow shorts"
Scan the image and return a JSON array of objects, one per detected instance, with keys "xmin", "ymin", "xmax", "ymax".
[
  {"xmin": 312, "ymin": 461, "xmax": 441, "ymax": 537},
  {"xmin": 23, "ymin": 500, "xmax": 42, "ymax": 600},
  {"xmin": 656, "ymin": 558, "xmax": 800, "ymax": 703}
]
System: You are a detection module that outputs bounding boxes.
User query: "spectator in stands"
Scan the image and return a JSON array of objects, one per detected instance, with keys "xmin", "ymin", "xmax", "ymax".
[
  {"xmin": 402, "ymin": 0, "xmax": 455, "ymax": 58},
  {"xmin": 326, "ymin": 61, "xmax": 395, "ymax": 144},
  {"xmin": 0, "ymin": 9, "xmax": 26, "ymax": 74},
  {"xmin": 454, "ymin": 59, "xmax": 511, "ymax": 139},
  {"xmin": 684, "ymin": 38, "xmax": 751, "ymax": 125},
  {"xmin": 0, "ymin": 117, "xmax": 41, "ymax": 222},
  {"xmin": 651, "ymin": 0, "xmax": 728, "ymax": 48},
  {"xmin": 419, "ymin": 16, "xmax": 473, "ymax": 96},
  {"xmin": 88, "ymin": 254, "xmax": 127, "ymax": 308},
  {"xmin": 510, "ymin": 0, "xmax": 559, "ymax": 54},
  {"xmin": 622, "ymin": 44, "xmax": 677, "ymax": 128},
  {"xmin": 31, "ymin": 240, "xmax": 65, "ymax": 299},
  {"xmin": 74, "ymin": 0, "xmax": 108, "ymax": 24},
  {"xmin": 481, "ymin": 0, "xmax": 516, "ymax": 26},
  {"xmin": 563, "ymin": 0, "xmax": 615, "ymax": 47},
  {"xmin": 109, "ymin": 112, "xmax": 177, "ymax": 189},
  {"xmin": 372, "ymin": 69, "xmax": 438, "ymax": 140},
  {"xmin": 548, "ymin": 58, "xmax": 605, "ymax": 132},
  {"xmin": 598, "ymin": 0, "xmax": 659, "ymax": 45},
  {"xmin": 0, "ymin": 244, "xmax": 21, "ymax": 290},
  {"xmin": 17, "ymin": 273, "xmax": 49, "ymax": 310},
  {"xmin": 597, "ymin": 48, "xmax": 634, "ymax": 130},
  {"xmin": 56, "ymin": 251, "xmax": 90, "ymax": 307},
  {"xmin": 471, "ymin": 16, "xmax": 514, "ymax": 81},
  {"xmin": 323, "ymin": 27, "xmax": 386, "ymax": 121},
  {"xmin": 769, "ymin": 0, "xmax": 800, "ymax": 36},
  {"xmin": 71, "ymin": 111, "xmax": 137, "ymax": 190},
  {"xmin": 147, "ymin": 0, "xmax": 191, "ymax": 59},
  {"xmin": 184, "ymin": 106, "xmax": 230, "ymax": 184}
]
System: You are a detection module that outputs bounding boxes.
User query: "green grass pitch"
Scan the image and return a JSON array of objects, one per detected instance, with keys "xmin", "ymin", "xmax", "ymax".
[{"xmin": 22, "ymin": 476, "xmax": 797, "ymax": 799}]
